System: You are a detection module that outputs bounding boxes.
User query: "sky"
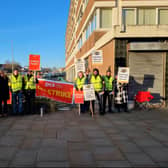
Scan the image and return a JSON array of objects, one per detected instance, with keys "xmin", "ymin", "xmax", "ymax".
[{"xmin": 0, "ymin": 0, "xmax": 70, "ymax": 68}]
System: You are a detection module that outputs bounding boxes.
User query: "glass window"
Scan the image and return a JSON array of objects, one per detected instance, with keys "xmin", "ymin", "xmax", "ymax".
[
  {"xmin": 78, "ymin": 37, "xmax": 83, "ymax": 49},
  {"xmin": 94, "ymin": 14, "xmax": 97, "ymax": 29},
  {"xmin": 100, "ymin": 8, "xmax": 112, "ymax": 28},
  {"xmin": 159, "ymin": 9, "xmax": 168, "ymax": 24},
  {"xmin": 84, "ymin": 0, "xmax": 88, "ymax": 9},
  {"xmin": 91, "ymin": 13, "xmax": 97, "ymax": 32},
  {"xmin": 138, "ymin": 8, "xmax": 156, "ymax": 25},
  {"xmin": 123, "ymin": 9, "xmax": 135, "ymax": 25},
  {"xmin": 86, "ymin": 25, "xmax": 89, "ymax": 40},
  {"xmin": 86, "ymin": 23, "xmax": 91, "ymax": 40},
  {"xmin": 91, "ymin": 18, "xmax": 94, "ymax": 33}
]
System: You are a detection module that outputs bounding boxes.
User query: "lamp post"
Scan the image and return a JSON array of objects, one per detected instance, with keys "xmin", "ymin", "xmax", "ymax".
[{"xmin": 11, "ymin": 40, "xmax": 14, "ymax": 73}]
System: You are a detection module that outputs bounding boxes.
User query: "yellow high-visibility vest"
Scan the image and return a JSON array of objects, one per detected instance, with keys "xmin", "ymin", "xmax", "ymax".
[
  {"xmin": 104, "ymin": 76, "xmax": 114, "ymax": 91},
  {"xmin": 90, "ymin": 75, "xmax": 102, "ymax": 92},
  {"xmin": 10, "ymin": 74, "xmax": 23, "ymax": 92},
  {"xmin": 24, "ymin": 75, "xmax": 36, "ymax": 90},
  {"xmin": 76, "ymin": 77, "xmax": 85, "ymax": 90}
]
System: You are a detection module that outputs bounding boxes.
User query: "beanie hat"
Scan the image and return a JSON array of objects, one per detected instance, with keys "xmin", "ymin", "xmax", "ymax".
[{"xmin": 106, "ymin": 66, "xmax": 111, "ymax": 73}]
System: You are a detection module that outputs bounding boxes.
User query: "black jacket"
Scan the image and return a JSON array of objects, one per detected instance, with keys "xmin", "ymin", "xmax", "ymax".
[{"xmin": 0, "ymin": 76, "xmax": 9, "ymax": 100}]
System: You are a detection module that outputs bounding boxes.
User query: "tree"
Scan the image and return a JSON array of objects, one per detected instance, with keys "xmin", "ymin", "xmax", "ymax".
[{"xmin": 3, "ymin": 60, "xmax": 21, "ymax": 73}]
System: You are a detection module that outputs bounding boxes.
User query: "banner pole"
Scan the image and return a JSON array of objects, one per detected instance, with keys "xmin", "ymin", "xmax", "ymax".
[
  {"xmin": 90, "ymin": 100, "xmax": 93, "ymax": 118},
  {"xmin": 79, "ymin": 104, "xmax": 80, "ymax": 116}
]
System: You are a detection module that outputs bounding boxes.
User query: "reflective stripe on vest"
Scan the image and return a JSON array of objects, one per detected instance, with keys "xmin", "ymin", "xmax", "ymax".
[
  {"xmin": 25, "ymin": 76, "xmax": 36, "ymax": 90},
  {"xmin": 104, "ymin": 76, "xmax": 114, "ymax": 91},
  {"xmin": 76, "ymin": 77, "xmax": 85, "ymax": 90},
  {"xmin": 10, "ymin": 75, "xmax": 22, "ymax": 92},
  {"xmin": 90, "ymin": 75, "xmax": 102, "ymax": 92}
]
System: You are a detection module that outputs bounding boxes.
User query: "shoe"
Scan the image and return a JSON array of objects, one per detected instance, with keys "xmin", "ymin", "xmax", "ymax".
[
  {"xmin": 100, "ymin": 112, "xmax": 105, "ymax": 115},
  {"xmin": 125, "ymin": 110, "xmax": 130, "ymax": 113},
  {"xmin": 90, "ymin": 112, "xmax": 94, "ymax": 116},
  {"xmin": 118, "ymin": 109, "xmax": 121, "ymax": 113}
]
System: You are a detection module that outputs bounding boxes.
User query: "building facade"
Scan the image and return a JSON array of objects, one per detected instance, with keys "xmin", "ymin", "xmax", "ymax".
[{"xmin": 65, "ymin": 0, "xmax": 168, "ymax": 105}]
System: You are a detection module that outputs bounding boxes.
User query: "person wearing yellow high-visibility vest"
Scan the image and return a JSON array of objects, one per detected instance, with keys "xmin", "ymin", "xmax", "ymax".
[
  {"xmin": 90, "ymin": 68, "xmax": 103, "ymax": 115},
  {"xmin": 10, "ymin": 69, "xmax": 24, "ymax": 115},
  {"xmin": 75, "ymin": 71, "xmax": 86, "ymax": 113},
  {"xmin": 24, "ymin": 70, "xmax": 38, "ymax": 114},
  {"xmin": 102, "ymin": 67, "xmax": 114, "ymax": 114}
]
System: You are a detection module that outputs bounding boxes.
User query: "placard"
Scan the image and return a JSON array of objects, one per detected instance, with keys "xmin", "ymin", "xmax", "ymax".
[
  {"xmin": 29, "ymin": 54, "xmax": 40, "ymax": 71},
  {"xmin": 75, "ymin": 59, "xmax": 85, "ymax": 74},
  {"xmin": 83, "ymin": 84, "xmax": 96, "ymax": 101},
  {"xmin": 92, "ymin": 50, "xmax": 103, "ymax": 64},
  {"xmin": 117, "ymin": 67, "xmax": 130, "ymax": 83},
  {"xmin": 74, "ymin": 90, "xmax": 84, "ymax": 104}
]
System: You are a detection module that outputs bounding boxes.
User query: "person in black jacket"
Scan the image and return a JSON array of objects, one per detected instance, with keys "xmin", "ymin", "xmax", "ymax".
[
  {"xmin": 84, "ymin": 68, "xmax": 91, "ymax": 112},
  {"xmin": 0, "ymin": 70, "xmax": 10, "ymax": 117}
]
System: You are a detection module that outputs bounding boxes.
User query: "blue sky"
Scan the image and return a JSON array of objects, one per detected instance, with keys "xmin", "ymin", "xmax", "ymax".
[{"xmin": 0, "ymin": 0, "xmax": 70, "ymax": 68}]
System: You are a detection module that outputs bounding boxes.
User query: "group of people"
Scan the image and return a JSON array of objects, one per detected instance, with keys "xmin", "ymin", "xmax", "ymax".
[
  {"xmin": 0, "ymin": 67, "xmax": 129, "ymax": 118},
  {"xmin": 75, "ymin": 67, "xmax": 129, "ymax": 115},
  {"xmin": 0, "ymin": 69, "xmax": 38, "ymax": 117}
]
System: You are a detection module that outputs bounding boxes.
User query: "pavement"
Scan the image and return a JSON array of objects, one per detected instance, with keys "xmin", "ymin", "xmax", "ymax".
[{"xmin": 0, "ymin": 107, "xmax": 168, "ymax": 167}]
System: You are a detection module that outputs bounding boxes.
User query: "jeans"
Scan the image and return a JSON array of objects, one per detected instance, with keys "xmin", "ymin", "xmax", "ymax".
[
  {"xmin": 103, "ymin": 91, "xmax": 113, "ymax": 113},
  {"xmin": 12, "ymin": 91, "xmax": 23, "ymax": 114},
  {"xmin": 79, "ymin": 103, "xmax": 85, "ymax": 113},
  {"xmin": 25, "ymin": 89, "xmax": 36, "ymax": 114},
  {"xmin": 91, "ymin": 91, "xmax": 103, "ymax": 114}
]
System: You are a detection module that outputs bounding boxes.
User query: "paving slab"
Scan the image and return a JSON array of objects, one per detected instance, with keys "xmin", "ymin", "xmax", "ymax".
[
  {"xmin": 0, "ymin": 107, "xmax": 168, "ymax": 167},
  {"xmin": 0, "ymin": 135, "xmax": 24, "ymax": 147},
  {"xmin": 0, "ymin": 161, "xmax": 9, "ymax": 167},
  {"xmin": 143, "ymin": 147, "xmax": 168, "ymax": 162},
  {"xmin": 36, "ymin": 161, "xmax": 70, "ymax": 168},
  {"xmin": 124, "ymin": 152, "xmax": 158, "ymax": 167},
  {"xmin": 92, "ymin": 146, "xmax": 125, "ymax": 161},
  {"xmin": 96, "ymin": 161, "xmax": 132, "ymax": 168},
  {"xmin": 9, "ymin": 150, "xmax": 37, "ymax": 167},
  {"xmin": 69, "ymin": 150, "xmax": 95, "ymax": 167},
  {"xmin": 21, "ymin": 138, "xmax": 42, "ymax": 150},
  {"xmin": 0, "ymin": 147, "xmax": 17, "ymax": 160},
  {"xmin": 37, "ymin": 148, "xmax": 68, "ymax": 162},
  {"xmin": 68, "ymin": 142, "xmax": 89, "ymax": 151}
]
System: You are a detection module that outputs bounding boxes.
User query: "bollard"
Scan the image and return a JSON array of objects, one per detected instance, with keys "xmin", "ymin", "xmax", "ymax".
[{"xmin": 40, "ymin": 107, "xmax": 43, "ymax": 117}]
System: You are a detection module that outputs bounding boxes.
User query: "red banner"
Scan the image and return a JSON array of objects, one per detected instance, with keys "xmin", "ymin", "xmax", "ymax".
[
  {"xmin": 74, "ymin": 90, "xmax": 84, "ymax": 104},
  {"xmin": 36, "ymin": 79, "xmax": 74, "ymax": 104},
  {"xmin": 29, "ymin": 54, "xmax": 40, "ymax": 71}
]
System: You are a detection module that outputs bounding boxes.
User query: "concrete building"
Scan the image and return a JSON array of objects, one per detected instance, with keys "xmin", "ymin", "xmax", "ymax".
[{"xmin": 65, "ymin": 0, "xmax": 168, "ymax": 106}]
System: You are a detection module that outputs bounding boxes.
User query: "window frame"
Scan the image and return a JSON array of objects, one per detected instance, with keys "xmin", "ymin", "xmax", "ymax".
[
  {"xmin": 137, "ymin": 8, "xmax": 157, "ymax": 25},
  {"xmin": 122, "ymin": 8, "xmax": 136, "ymax": 25},
  {"xmin": 100, "ymin": 8, "xmax": 113, "ymax": 29},
  {"xmin": 158, "ymin": 8, "xmax": 168, "ymax": 25}
]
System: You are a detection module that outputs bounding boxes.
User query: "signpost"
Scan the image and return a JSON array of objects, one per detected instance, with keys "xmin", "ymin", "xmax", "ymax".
[
  {"xmin": 29, "ymin": 54, "xmax": 40, "ymax": 71},
  {"xmin": 92, "ymin": 50, "xmax": 103, "ymax": 65},
  {"xmin": 117, "ymin": 67, "xmax": 130, "ymax": 83},
  {"xmin": 83, "ymin": 84, "xmax": 96, "ymax": 117}
]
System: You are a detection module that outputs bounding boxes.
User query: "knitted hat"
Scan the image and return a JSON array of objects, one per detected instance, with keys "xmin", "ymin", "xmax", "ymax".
[{"xmin": 106, "ymin": 66, "xmax": 111, "ymax": 73}]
